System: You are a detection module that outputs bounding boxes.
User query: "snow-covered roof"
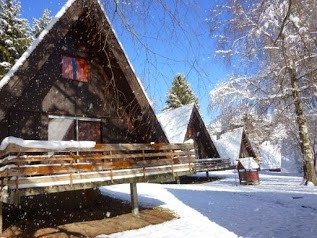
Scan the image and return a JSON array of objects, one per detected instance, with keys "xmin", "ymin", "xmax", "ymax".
[
  {"xmin": 238, "ymin": 157, "xmax": 259, "ymax": 170},
  {"xmin": 0, "ymin": 136, "xmax": 96, "ymax": 151},
  {"xmin": 211, "ymin": 127, "xmax": 244, "ymax": 164},
  {"xmin": 157, "ymin": 104, "xmax": 194, "ymax": 143}
]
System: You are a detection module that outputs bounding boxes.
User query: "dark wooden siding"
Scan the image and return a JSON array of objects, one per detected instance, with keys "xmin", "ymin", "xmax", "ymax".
[
  {"xmin": 3, "ymin": 8, "xmax": 163, "ymax": 143},
  {"xmin": 240, "ymin": 132, "xmax": 257, "ymax": 158},
  {"xmin": 8, "ymin": 110, "xmax": 48, "ymax": 140},
  {"xmin": 185, "ymin": 110, "xmax": 219, "ymax": 159}
]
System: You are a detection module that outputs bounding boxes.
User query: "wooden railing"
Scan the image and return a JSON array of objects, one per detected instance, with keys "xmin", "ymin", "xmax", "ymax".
[
  {"xmin": 0, "ymin": 143, "xmax": 196, "ymax": 203},
  {"xmin": 195, "ymin": 158, "xmax": 232, "ymax": 172}
]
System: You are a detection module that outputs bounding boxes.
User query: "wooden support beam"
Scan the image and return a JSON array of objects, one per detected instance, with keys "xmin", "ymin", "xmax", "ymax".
[
  {"xmin": 0, "ymin": 201, "xmax": 2, "ymax": 233},
  {"xmin": 130, "ymin": 183, "xmax": 139, "ymax": 215}
]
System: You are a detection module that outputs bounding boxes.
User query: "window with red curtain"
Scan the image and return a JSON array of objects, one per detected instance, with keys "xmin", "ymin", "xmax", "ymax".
[{"xmin": 62, "ymin": 56, "xmax": 89, "ymax": 82}]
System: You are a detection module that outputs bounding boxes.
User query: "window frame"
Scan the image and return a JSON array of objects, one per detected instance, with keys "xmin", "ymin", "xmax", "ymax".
[
  {"xmin": 62, "ymin": 55, "xmax": 90, "ymax": 82},
  {"xmin": 48, "ymin": 115, "xmax": 102, "ymax": 142}
]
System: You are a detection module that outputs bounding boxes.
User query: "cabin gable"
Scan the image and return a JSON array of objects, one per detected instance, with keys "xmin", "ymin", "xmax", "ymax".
[
  {"xmin": 185, "ymin": 106, "xmax": 219, "ymax": 159},
  {"xmin": 239, "ymin": 130, "xmax": 257, "ymax": 159},
  {"xmin": 0, "ymin": 0, "xmax": 167, "ymax": 143},
  {"xmin": 212, "ymin": 127, "xmax": 259, "ymax": 165},
  {"xmin": 158, "ymin": 104, "xmax": 219, "ymax": 159}
]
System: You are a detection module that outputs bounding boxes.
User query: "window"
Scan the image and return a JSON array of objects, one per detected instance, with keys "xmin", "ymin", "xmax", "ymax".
[
  {"xmin": 48, "ymin": 116, "xmax": 101, "ymax": 143},
  {"xmin": 62, "ymin": 55, "xmax": 89, "ymax": 82}
]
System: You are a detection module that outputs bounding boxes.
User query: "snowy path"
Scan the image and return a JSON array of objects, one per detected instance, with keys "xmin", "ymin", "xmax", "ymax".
[{"xmin": 98, "ymin": 171, "xmax": 317, "ymax": 238}]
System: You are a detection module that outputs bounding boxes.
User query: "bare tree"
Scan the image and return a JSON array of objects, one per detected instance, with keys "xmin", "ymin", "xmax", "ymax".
[
  {"xmin": 99, "ymin": 0, "xmax": 213, "ymax": 110},
  {"xmin": 208, "ymin": 0, "xmax": 317, "ymax": 184}
]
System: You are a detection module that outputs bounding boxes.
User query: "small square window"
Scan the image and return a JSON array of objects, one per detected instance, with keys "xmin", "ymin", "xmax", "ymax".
[{"xmin": 62, "ymin": 56, "xmax": 89, "ymax": 82}]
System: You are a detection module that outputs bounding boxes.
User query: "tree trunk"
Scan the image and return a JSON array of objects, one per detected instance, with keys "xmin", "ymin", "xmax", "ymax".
[{"xmin": 290, "ymin": 68, "xmax": 317, "ymax": 185}]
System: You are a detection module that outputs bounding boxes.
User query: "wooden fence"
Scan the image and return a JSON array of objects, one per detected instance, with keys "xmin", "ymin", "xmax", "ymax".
[
  {"xmin": 195, "ymin": 158, "xmax": 232, "ymax": 172},
  {"xmin": 0, "ymin": 142, "xmax": 196, "ymax": 204}
]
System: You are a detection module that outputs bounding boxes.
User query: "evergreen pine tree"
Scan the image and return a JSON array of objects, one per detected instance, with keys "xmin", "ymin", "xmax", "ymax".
[
  {"xmin": 163, "ymin": 73, "xmax": 199, "ymax": 111},
  {"xmin": 0, "ymin": 0, "xmax": 32, "ymax": 78},
  {"xmin": 32, "ymin": 9, "xmax": 52, "ymax": 38}
]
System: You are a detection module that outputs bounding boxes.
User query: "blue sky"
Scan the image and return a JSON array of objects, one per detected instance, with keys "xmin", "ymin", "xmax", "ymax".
[{"xmin": 19, "ymin": 0, "xmax": 230, "ymax": 123}]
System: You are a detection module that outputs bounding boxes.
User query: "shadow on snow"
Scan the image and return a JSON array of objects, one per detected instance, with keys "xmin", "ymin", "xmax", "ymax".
[{"xmin": 167, "ymin": 186, "xmax": 317, "ymax": 238}]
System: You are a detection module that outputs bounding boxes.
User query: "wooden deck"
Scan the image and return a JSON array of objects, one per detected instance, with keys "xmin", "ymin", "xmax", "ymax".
[
  {"xmin": 0, "ymin": 143, "xmax": 196, "ymax": 204},
  {"xmin": 194, "ymin": 158, "xmax": 232, "ymax": 172}
]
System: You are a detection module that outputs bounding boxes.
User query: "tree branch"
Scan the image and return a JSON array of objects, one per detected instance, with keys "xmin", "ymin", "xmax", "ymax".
[{"xmin": 275, "ymin": 0, "xmax": 292, "ymax": 43}]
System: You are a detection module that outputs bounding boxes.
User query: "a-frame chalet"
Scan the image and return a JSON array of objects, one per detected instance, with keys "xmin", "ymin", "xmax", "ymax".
[
  {"xmin": 212, "ymin": 127, "xmax": 259, "ymax": 165},
  {"xmin": 157, "ymin": 103, "xmax": 230, "ymax": 174},
  {"xmin": 0, "ymin": 0, "xmax": 195, "ymax": 231}
]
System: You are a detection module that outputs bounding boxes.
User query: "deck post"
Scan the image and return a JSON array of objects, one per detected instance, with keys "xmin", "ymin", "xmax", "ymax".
[
  {"xmin": 0, "ymin": 201, "xmax": 2, "ymax": 233},
  {"xmin": 130, "ymin": 183, "xmax": 139, "ymax": 215}
]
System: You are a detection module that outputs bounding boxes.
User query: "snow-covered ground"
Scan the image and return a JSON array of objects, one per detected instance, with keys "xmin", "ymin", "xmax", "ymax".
[{"xmin": 98, "ymin": 170, "xmax": 317, "ymax": 238}]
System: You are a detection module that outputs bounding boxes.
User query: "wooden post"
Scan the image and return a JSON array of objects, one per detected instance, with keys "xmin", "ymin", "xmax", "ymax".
[
  {"xmin": 130, "ymin": 183, "xmax": 139, "ymax": 215},
  {"xmin": 175, "ymin": 176, "xmax": 180, "ymax": 184},
  {"xmin": 0, "ymin": 201, "xmax": 3, "ymax": 233}
]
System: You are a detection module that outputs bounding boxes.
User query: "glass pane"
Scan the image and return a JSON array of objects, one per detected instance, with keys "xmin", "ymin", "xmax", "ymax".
[
  {"xmin": 78, "ymin": 121, "xmax": 101, "ymax": 143},
  {"xmin": 48, "ymin": 118, "xmax": 76, "ymax": 141},
  {"xmin": 62, "ymin": 56, "xmax": 74, "ymax": 80},
  {"xmin": 76, "ymin": 58, "xmax": 89, "ymax": 82}
]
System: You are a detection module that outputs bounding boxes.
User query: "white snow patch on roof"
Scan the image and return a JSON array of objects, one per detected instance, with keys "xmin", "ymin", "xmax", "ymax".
[
  {"xmin": 157, "ymin": 104, "xmax": 194, "ymax": 143},
  {"xmin": 211, "ymin": 127, "xmax": 244, "ymax": 164},
  {"xmin": 0, "ymin": 136, "xmax": 96, "ymax": 151},
  {"xmin": 238, "ymin": 157, "xmax": 259, "ymax": 170},
  {"xmin": 0, "ymin": 0, "xmax": 76, "ymax": 90}
]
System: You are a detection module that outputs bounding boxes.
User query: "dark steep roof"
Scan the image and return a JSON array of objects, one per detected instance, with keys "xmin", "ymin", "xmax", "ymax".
[{"xmin": 0, "ymin": 0, "xmax": 168, "ymax": 142}]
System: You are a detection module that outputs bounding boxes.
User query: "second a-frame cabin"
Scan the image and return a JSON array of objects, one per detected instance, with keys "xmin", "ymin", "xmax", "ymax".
[
  {"xmin": 0, "ymin": 0, "xmax": 195, "ymax": 230},
  {"xmin": 157, "ymin": 103, "xmax": 230, "ymax": 174}
]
